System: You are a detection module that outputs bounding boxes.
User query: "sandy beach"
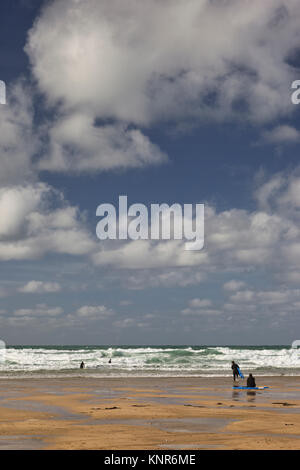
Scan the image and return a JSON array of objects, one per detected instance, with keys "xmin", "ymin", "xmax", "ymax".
[{"xmin": 0, "ymin": 376, "xmax": 299, "ymax": 449}]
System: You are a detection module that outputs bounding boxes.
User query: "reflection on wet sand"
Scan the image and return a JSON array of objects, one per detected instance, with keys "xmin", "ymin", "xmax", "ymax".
[
  {"xmin": 247, "ymin": 391, "xmax": 256, "ymax": 402},
  {"xmin": 0, "ymin": 376, "xmax": 299, "ymax": 449}
]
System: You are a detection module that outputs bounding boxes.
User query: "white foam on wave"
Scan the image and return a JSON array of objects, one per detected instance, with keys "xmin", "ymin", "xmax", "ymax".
[{"xmin": 2, "ymin": 346, "xmax": 300, "ymax": 375}]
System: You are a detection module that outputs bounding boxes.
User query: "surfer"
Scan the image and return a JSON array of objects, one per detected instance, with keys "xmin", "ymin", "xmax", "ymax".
[
  {"xmin": 231, "ymin": 361, "xmax": 239, "ymax": 381},
  {"xmin": 247, "ymin": 373, "xmax": 256, "ymax": 387},
  {"xmin": 80, "ymin": 361, "xmax": 85, "ymax": 369}
]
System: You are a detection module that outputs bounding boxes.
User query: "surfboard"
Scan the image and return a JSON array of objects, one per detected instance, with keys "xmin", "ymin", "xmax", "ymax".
[
  {"xmin": 232, "ymin": 386, "xmax": 269, "ymax": 390},
  {"xmin": 237, "ymin": 366, "xmax": 244, "ymax": 379}
]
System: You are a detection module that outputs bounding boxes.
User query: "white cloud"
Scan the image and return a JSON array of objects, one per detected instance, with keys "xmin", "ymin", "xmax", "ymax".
[
  {"xmin": 255, "ymin": 172, "xmax": 300, "ymax": 216},
  {"xmin": 230, "ymin": 290, "xmax": 256, "ymax": 303},
  {"xmin": 262, "ymin": 125, "xmax": 300, "ymax": 144},
  {"xmin": 38, "ymin": 118, "xmax": 167, "ymax": 173},
  {"xmin": 91, "ymin": 200, "xmax": 288, "ymax": 270},
  {"xmin": 255, "ymin": 175, "xmax": 285, "ymax": 212},
  {"xmin": 14, "ymin": 304, "xmax": 63, "ymax": 316},
  {"xmin": 113, "ymin": 318, "xmax": 135, "ymax": 329},
  {"xmin": 19, "ymin": 281, "xmax": 62, "ymax": 294},
  {"xmin": 181, "ymin": 297, "xmax": 220, "ymax": 316},
  {"xmin": 0, "ymin": 184, "xmax": 96, "ymax": 261},
  {"xmin": 22, "ymin": 0, "xmax": 300, "ymax": 175},
  {"xmin": 93, "ymin": 239, "xmax": 209, "ymax": 269},
  {"xmin": 27, "ymin": 0, "xmax": 299, "ymax": 126},
  {"xmin": 223, "ymin": 303, "xmax": 256, "ymax": 313},
  {"xmin": 2, "ymin": 1, "xmax": 299, "ymax": 187},
  {"xmin": 123, "ymin": 269, "xmax": 205, "ymax": 289},
  {"xmin": 76, "ymin": 305, "xmax": 114, "ymax": 318},
  {"xmin": 0, "ymin": 81, "xmax": 38, "ymax": 186},
  {"xmin": 278, "ymin": 178, "xmax": 300, "ymax": 211},
  {"xmin": 223, "ymin": 280, "xmax": 247, "ymax": 291},
  {"xmin": 230, "ymin": 288, "xmax": 300, "ymax": 305},
  {"xmin": 0, "ymin": 184, "xmax": 45, "ymax": 240},
  {"xmin": 182, "ymin": 308, "xmax": 221, "ymax": 316},
  {"xmin": 188, "ymin": 298, "xmax": 212, "ymax": 308}
]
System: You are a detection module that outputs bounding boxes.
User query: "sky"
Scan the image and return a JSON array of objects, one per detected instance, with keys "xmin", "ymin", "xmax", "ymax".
[{"xmin": 1, "ymin": 0, "xmax": 300, "ymax": 345}]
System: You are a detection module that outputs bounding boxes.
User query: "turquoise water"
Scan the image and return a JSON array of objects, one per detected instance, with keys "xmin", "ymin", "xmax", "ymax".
[{"xmin": 0, "ymin": 345, "xmax": 299, "ymax": 378}]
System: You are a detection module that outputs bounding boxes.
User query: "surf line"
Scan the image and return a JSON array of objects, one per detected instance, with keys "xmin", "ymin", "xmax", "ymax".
[{"xmin": 96, "ymin": 195, "xmax": 204, "ymax": 251}]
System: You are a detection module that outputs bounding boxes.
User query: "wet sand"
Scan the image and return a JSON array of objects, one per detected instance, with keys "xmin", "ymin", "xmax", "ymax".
[{"xmin": 0, "ymin": 376, "xmax": 299, "ymax": 449}]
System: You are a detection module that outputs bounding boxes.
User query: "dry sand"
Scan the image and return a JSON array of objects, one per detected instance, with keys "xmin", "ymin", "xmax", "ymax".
[{"xmin": 0, "ymin": 376, "xmax": 299, "ymax": 449}]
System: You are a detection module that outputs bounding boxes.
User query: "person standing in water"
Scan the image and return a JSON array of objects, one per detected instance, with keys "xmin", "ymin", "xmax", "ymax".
[
  {"xmin": 231, "ymin": 361, "xmax": 240, "ymax": 381},
  {"xmin": 80, "ymin": 361, "xmax": 85, "ymax": 369}
]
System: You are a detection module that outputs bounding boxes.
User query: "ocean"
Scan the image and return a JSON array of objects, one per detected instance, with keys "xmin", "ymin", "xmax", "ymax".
[{"xmin": 0, "ymin": 345, "xmax": 299, "ymax": 378}]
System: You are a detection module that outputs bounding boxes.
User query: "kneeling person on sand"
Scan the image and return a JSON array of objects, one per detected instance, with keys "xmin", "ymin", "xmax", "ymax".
[{"xmin": 247, "ymin": 373, "xmax": 256, "ymax": 387}]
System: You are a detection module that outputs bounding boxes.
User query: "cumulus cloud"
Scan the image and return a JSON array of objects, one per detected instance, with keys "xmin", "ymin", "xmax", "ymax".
[
  {"xmin": 122, "ymin": 269, "xmax": 205, "ymax": 289},
  {"xmin": 10, "ymin": 175, "xmax": 290, "ymax": 274},
  {"xmin": 188, "ymin": 298, "xmax": 212, "ymax": 308},
  {"xmin": 227, "ymin": 288, "xmax": 300, "ymax": 319},
  {"xmin": 14, "ymin": 304, "xmax": 63, "ymax": 316},
  {"xmin": 22, "ymin": 0, "xmax": 300, "ymax": 174},
  {"xmin": 262, "ymin": 125, "xmax": 300, "ymax": 145},
  {"xmin": 182, "ymin": 306, "xmax": 221, "ymax": 316},
  {"xmin": 87, "ymin": 165, "xmax": 300, "ymax": 321},
  {"xmin": 0, "ymin": 184, "xmax": 96, "ymax": 261},
  {"xmin": 0, "ymin": 81, "xmax": 38, "ymax": 186},
  {"xmin": 230, "ymin": 289, "xmax": 256, "ymax": 303},
  {"xmin": 93, "ymin": 239, "xmax": 209, "ymax": 269},
  {"xmin": 181, "ymin": 297, "xmax": 221, "ymax": 317},
  {"xmin": 112, "ymin": 317, "xmax": 147, "ymax": 329},
  {"xmin": 92, "ymin": 202, "xmax": 287, "ymax": 270},
  {"xmin": 255, "ymin": 170, "xmax": 300, "ymax": 218},
  {"xmin": 19, "ymin": 281, "xmax": 62, "ymax": 294},
  {"xmin": 26, "ymin": 0, "xmax": 299, "ymax": 125},
  {"xmin": 38, "ymin": 118, "xmax": 167, "ymax": 173},
  {"xmin": 2, "ymin": 1, "xmax": 299, "ymax": 183},
  {"xmin": 3, "ymin": 0, "xmax": 300, "ymax": 337},
  {"xmin": 76, "ymin": 305, "xmax": 114, "ymax": 318},
  {"xmin": 223, "ymin": 280, "xmax": 247, "ymax": 291},
  {"xmin": 254, "ymin": 175, "xmax": 285, "ymax": 212}
]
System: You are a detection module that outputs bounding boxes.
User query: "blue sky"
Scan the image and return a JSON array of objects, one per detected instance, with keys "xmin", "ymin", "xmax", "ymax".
[{"xmin": 1, "ymin": 0, "xmax": 300, "ymax": 345}]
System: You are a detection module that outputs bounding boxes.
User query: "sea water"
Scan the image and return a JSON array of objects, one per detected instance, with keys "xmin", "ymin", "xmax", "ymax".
[{"xmin": 0, "ymin": 345, "xmax": 299, "ymax": 378}]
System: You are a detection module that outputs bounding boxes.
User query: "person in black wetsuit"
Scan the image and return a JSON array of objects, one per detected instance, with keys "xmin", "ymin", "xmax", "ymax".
[
  {"xmin": 247, "ymin": 373, "xmax": 256, "ymax": 387},
  {"xmin": 231, "ymin": 361, "xmax": 239, "ymax": 381},
  {"xmin": 80, "ymin": 361, "xmax": 85, "ymax": 369}
]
